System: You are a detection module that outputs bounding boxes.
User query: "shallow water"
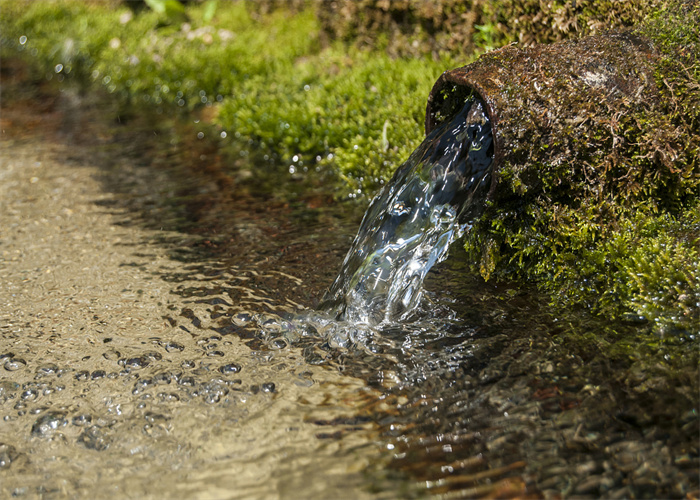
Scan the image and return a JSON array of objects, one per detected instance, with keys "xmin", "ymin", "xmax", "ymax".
[{"xmin": 0, "ymin": 61, "xmax": 698, "ymax": 499}]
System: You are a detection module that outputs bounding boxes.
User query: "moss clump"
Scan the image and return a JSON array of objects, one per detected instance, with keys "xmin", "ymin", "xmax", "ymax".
[
  {"xmin": 316, "ymin": 0, "xmax": 659, "ymax": 56},
  {"xmin": 425, "ymin": 1, "xmax": 699, "ymax": 332}
]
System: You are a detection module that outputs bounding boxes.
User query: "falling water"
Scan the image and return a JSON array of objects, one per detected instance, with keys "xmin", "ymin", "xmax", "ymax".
[{"xmin": 320, "ymin": 96, "xmax": 494, "ymax": 326}]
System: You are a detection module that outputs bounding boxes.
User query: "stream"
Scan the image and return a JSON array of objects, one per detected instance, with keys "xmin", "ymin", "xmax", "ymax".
[{"xmin": 0, "ymin": 60, "xmax": 698, "ymax": 499}]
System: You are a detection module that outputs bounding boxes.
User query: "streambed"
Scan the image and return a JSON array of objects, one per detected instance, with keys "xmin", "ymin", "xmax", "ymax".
[{"xmin": 0, "ymin": 62, "xmax": 697, "ymax": 499}]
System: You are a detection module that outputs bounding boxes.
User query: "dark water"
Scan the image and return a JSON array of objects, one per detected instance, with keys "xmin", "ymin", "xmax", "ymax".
[{"xmin": 1, "ymin": 60, "xmax": 698, "ymax": 499}]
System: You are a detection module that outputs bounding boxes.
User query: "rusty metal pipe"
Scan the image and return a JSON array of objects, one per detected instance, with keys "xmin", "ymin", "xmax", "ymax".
[{"xmin": 425, "ymin": 32, "xmax": 660, "ymax": 202}]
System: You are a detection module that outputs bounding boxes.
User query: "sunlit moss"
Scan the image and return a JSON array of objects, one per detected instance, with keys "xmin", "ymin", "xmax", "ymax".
[
  {"xmin": 456, "ymin": 1, "xmax": 700, "ymax": 333},
  {"xmin": 1, "ymin": 0, "xmax": 697, "ymax": 333},
  {"xmin": 0, "ymin": 0, "xmax": 458, "ymax": 196},
  {"xmin": 316, "ymin": 0, "xmax": 659, "ymax": 56}
]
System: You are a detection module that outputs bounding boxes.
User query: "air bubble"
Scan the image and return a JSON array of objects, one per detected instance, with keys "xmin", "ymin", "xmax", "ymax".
[
  {"xmin": 218, "ymin": 363, "xmax": 241, "ymax": 374},
  {"xmin": 19, "ymin": 36, "xmax": 27, "ymax": 45},
  {"xmin": 203, "ymin": 380, "xmax": 228, "ymax": 404},
  {"xmin": 151, "ymin": 373, "xmax": 170, "ymax": 386},
  {"xmin": 4, "ymin": 358, "xmax": 26, "ymax": 372},
  {"xmin": 31, "ymin": 412, "xmax": 68, "ymax": 437},
  {"xmin": 35, "ymin": 364, "xmax": 59, "ymax": 377},
  {"xmin": 0, "ymin": 443, "xmax": 19, "ymax": 469},
  {"xmin": 78, "ymin": 426, "xmax": 110, "ymax": 451},
  {"xmin": 271, "ymin": 339, "xmax": 287, "ymax": 349},
  {"xmin": 72, "ymin": 414, "xmax": 92, "ymax": 426},
  {"xmin": 54, "ymin": 64, "xmax": 63, "ymax": 73},
  {"xmin": 163, "ymin": 341, "xmax": 184, "ymax": 353},
  {"xmin": 20, "ymin": 389, "xmax": 38, "ymax": 401}
]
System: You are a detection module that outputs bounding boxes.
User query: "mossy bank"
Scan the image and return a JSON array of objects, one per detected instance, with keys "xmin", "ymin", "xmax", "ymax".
[
  {"xmin": 1, "ymin": 0, "xmax": 697, "ymax": 334},
  {"xmin": 426, "ymin": 3, "xmax": 699, "ymax": 334},
  {"xmin": 0, "ymin": 0, "xmax": 459, "ymax": 198}
]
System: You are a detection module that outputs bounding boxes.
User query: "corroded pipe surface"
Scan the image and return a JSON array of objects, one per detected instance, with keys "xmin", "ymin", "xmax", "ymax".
[{"xmin": 425, "ymin": 32, "xmax": 660, "ymax": 200}]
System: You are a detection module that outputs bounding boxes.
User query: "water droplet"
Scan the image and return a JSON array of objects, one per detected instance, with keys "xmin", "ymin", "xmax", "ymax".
[
  {"xmin": 144, "ymin": 351, "xmax": 163, "ymax": 362},
  {"xmin": 197, "ymin": 132, "xmax": 204, "ymax": 139},
  {"xmin": 178, "ymin": 376, "xmax": 195, "ymax": 387},
  {"xmin": 261, "ymin": 382, "xmax": 276, "ymax": 393},
  {"xmin": 220, "ymin": 131, "xmax": 227, "ymax": 138},
  {"xmin": 133, "ymin": 378, "xmax": 154, "ymax": 395},
  {"xmin": 54, "ymin": 63, "xmax": 63, "ymax": 73},
  {"xmin": 144, "ymin": 412, "xmax": 168, "ymax": 425},
  {"xmin": 91, "ymin": 370, "xmax": 106, "ymax": 380},
  {"xmin": 19, "ymin": 35, "xmax": 27, "ymax": 45}
]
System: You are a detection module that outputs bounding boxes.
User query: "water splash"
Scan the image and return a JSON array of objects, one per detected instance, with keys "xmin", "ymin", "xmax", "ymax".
[{"xmin": 320, "ymin": 97, "xmax": 494, "ymax": 326}]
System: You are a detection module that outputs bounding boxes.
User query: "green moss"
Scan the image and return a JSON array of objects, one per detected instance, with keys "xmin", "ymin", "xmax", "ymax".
[
  {"xmin": 454, "ymin": 1, "xmax": 700, "ymax": 333},
  {"xmin": 0, "ymin": 0, "xmax": 462, "ymax": 196},
  {"xmin": 316, "ymin": 0, "xmax": 659, "ymax": 56},
  {"xmin": 1, "ymin": 0, "xmax": 696, "ymax": 333}
]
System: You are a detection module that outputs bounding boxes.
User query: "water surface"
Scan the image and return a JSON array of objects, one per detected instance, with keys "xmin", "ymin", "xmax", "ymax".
[{"xmin": 0, "ymin": 60, "xmax": 697, "ymax": 499}]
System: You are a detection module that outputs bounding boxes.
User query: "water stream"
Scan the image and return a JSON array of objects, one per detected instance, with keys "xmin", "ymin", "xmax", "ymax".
[{"xmin": 321, "ymin": 98, "xmax": 493, "ymax": 325}]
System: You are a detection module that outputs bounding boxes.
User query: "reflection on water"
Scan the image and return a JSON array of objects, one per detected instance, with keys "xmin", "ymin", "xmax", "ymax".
[{"xmin": 1, "ymin": 59, "xmax": 698, "ymax": 499}]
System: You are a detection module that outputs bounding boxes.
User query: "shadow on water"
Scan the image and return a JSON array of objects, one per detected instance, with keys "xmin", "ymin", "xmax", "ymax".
[{"xmin": 1, "ymin": 58, "xmax": 698, "ymax": 499}]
